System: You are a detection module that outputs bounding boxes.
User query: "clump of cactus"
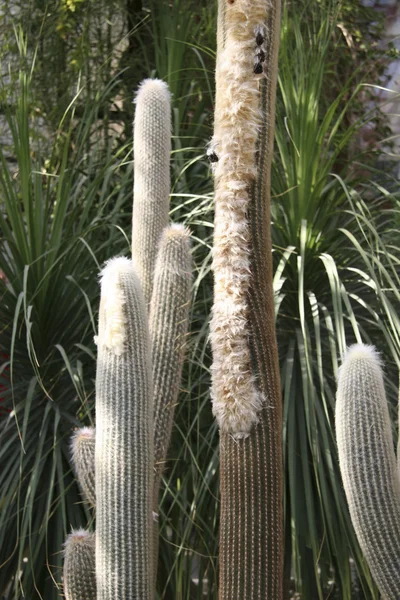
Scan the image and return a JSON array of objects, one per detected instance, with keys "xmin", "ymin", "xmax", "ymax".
[
  {"xmin": 336, "ymin": 343, "xmax": 400, "ymax": 599},
  {"xmin": 209, "ymin": 0, "xmax": 284, "ymax": 597},
  {"xmin": 63, "ymin": 78, "xmax": 192, "ymax": 599},
  {"xmin": 64, "ymin": 0, "xmax": 285, "ymax": 595}
]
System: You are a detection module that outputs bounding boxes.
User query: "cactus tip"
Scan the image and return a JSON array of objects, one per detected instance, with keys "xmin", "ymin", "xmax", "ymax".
[
  {"xmin": 99, "ymin": 256, "xmax": 133, "ymax": 279},
  {"xmin": 345, "ymin": 343, "xmax": 380, "ymax": 360},
  {"xmin": 70, "ymin": 426, "xmax": 95, "ymax": 458},
  {"xmin": 155, "ymin": 224, "xmax": 192, "ymax": 278},
  {"xmin": 164, "ymin": 223, "xmax": 191, "ymax": 240},
  {"xmin": 134, "ymin": 78, "xmax": 172, "ymax": 104},
  {"xmin": 339, "ymin": 343, "xmax": 382, "ymax": 372},
  {"xmin": 97, "ymin": 257, "xmax": 137, "ymax": 355},
  {"xmin": 63, "ymin": 529, "xmax": 93, "ymax": 553},
  {"xmin": 74, "ymin": 426, "xmax": 95, "ymax": 440},
  {"xmin": 337, "ymin": 344, "xmax": 384, "ymax": 391}
]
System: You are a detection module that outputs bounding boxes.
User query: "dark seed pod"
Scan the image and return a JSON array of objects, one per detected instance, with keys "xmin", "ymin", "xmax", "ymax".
[
  {"xmin": 257, "ymin": 49, "xmax": 266, "ymax": 63},
  {"xmin": 256, "ymin": 32, "xmax": 264, "ymax": 46},
  {"xmin": 253, "ymin": 62, "xmax": 263, "ymax": 75},
  {"xmin": 208, "ymin": 151, "xmax": 219, "ymax": 163}
]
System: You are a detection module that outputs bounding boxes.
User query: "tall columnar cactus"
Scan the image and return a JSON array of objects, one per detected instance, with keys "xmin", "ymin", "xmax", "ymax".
[
  {"xmin": 132, "ymin": 79, "xmax": 171, "ymax": 307},
  {"xmin": 336, "ymin": 344, "xmax": 400, "ymax": 600},
  {"xmin": 150, "ymin": 225, "xmax": 192, "ymax": 500},
  {"xmin": 63, "ymin": 79, "xmax": 192, "ymax": 599},
  {"xmin": 96, "ymin": 257, "xmax": 154, "ymax": 598},
  {"xmin": 209, "ymin": 0, "xmax": 284, "ymax": 597}
]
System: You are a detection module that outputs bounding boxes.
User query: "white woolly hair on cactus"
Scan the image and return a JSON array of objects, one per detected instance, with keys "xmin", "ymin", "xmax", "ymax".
[
  {"xmin": 71, "ymin": 426, "xmax": 95, "ymax": 441},
  {"xmin": 63, "ymin": 528, "xmax": 93, "ymax": 550},
  {"xmin": 210, "ymin": 0, "xmax": 271, "ymax": 438},
  {"xmin": 339, "ymin": 343, "xmax": 382, "ymax": 372},
  {"xmin": 154, "ymin": 224, "xmax": 192, "ymax": 276},
  {"xmin": 70, "ymin": 426, "xmax": 94, "ymax": 455},
  {"xmin": 95, "ymin": 256, "xmax": 135, "ymax": 356},
  {"xmin": 133, "ymin": 78, "xmax": 172, "ymax": 105},
  {"xmin": 337, "ymin": 343, "xmax": 383, "ymax": 379}
]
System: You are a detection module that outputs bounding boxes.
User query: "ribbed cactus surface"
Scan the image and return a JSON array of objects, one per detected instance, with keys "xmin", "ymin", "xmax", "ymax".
[
  {"xmin": 95, "ymin": 257, "xmax": 153, "ymax": 599},
  {"xmin": 149, "ymin": 223, "xmax": 192, "ymax": 587},
  {"xmin": 336, "ymin": 344, "xmax": 400, "ymax": 600},
  {"xmin": 132, "ymin": 79, "xmax": 171, "ymax": 307},
  {"xmin": 71, "ymin": 427, "xmax": 96, "ymax": 507},
  {"xmin": 210, "ymin": 0, "xmax": 284, "ymax": 597},
  {"xmin": 63, "ymin": 530, "xmax": 96, "ymax": 600},
  {"xmin": 150, "ymin": 223, "xmax": 192, "ymax": 494}
]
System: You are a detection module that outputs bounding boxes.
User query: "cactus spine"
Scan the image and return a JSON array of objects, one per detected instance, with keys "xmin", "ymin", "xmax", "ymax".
[
  {"xmin": 210, "ymin": 0, "xmax": 284, "ymax": 597},
  {"xmin": 63, "ymin": 79, "xmax": 192, "ymax": 600},
  {"xmin": 336, "ymin": 344, "xmax": 400, "ymax": 600}
]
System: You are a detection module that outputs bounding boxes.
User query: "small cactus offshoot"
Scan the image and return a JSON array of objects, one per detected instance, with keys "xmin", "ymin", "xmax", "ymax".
[
  {"xmin": 71, "ymin": 427, "xmax": 95, "ymax": 507},
  {"xmin": 63, "ymin": 530, "xmax": 96, "ymax": 600}
]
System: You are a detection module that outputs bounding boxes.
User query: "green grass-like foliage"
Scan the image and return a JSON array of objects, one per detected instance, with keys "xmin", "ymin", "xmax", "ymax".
[
  {"xmin": 0, "ymin": 39, "xmax": 132, "ymax": 599},
  {"xmin": 273, "ymin": 2, "xmax": 400, "ymax": 597}
]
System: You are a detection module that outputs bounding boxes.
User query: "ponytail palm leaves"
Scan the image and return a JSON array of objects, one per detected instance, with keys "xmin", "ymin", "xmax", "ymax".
[
  {"xmin": 273, "ymin": 5, "xmax": 399, "ymax": 597},
  {"xmin": 0, "ymin": 60, "xmax": 133, "ymax": 599}
]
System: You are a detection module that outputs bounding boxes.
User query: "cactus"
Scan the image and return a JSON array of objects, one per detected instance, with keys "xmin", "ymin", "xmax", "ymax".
[
  {"xmin": 66, "ymin": 0, "xmax": 284, "ymax": 594},
  {"xmin": 209, "ymin": 0, "xmax": 284, "ymax": 597},
  {"xmin": 96, "ymin": 257, "xmax": 154, "ymax": 599},
  {"xmin": 63, "ymin": 530, "xmax": 96, "ymax": 600},
  {"xmin": 132, "ymin": 79, "xmax": 171, "ymax": 308},
  {"xmin": 336, "ymin": 344, "xmax": 400, "ymax": 599},
  {"xmin": 63, "ymin": 79, "xmax": 192, "ymax": 600},
  {"xmin": 150, "ymin": 224, "xmax": 192, "ymax": 503},
  {"xmin": 71, "ymin": 427, "xmax": 96, "ymax": 507},
  {"xmin": 149, "ymin": 223, "xmax": 192, "ymax": 592}
]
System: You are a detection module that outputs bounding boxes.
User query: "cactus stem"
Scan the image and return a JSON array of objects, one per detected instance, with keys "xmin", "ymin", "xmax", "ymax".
[
  {"xmin": 71, "ymin": 427, "xmax": 96, "ymax": 507},
  {"xmin": 210, "ymin": 0, "xmax": 272, "ymax": 438},
  {"xmin": 94, "ymin": 257, "xmax": 134, "ymax": 356},
  {"xmin": 336, "ymin": 343, "xmax": 400, "ymax": 599}
]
